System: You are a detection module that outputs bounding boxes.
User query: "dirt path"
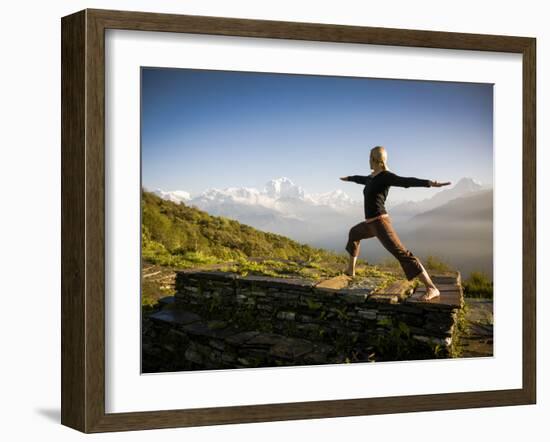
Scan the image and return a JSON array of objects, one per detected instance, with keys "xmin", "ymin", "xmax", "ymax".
[{"xmin": 457, "ymin": 297, "xmax": 493, "ymax": 357}]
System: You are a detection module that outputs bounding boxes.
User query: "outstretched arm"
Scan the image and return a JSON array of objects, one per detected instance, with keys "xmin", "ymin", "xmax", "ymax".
[
  {"xmin": 386, "ymin": 172, "xmax": 451, "ymax": 187},
  {"xmin": 429, "ymin": 180, "xmax": 452, "ymax": 187},
  {"xmin": 385, "ymin": 171, "xmax": 451, "ymax": 188},
  {"xmin": 384, "ymin": 171, "xmax": 430, "ymax": 188},
  {"xmin": 340, "ymin": 175, "xmax": 369, "ymax": 185}
]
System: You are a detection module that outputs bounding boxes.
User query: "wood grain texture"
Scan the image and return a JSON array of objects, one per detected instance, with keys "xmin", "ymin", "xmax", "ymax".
[
  {"xmin": 89, "ymin": 8, "xmax": 532, "ymax": 52},
  {"xmin": 60, "ymin": 8, "xmax": 537, "ymax": 433},
  {"xmin": 61, "ymin": 10, "xmax": 86, "ymax": 432},
  {"xmin": 522, "ymin": 38, "xmax": 537, "ymax": 405},
  {"xmin": 85, "ymin": 9, "xmax": 107, "ymax": 432}
]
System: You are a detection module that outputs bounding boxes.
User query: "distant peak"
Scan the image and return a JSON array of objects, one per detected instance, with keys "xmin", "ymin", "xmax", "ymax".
[
  {"xmin": 264, "ymin": 177, "xmax": 305, "ymax": 199},
  {"xmin": 153, "ymin": 189, "xmax": 191, "ymax": 203},
  {"xmin": 454, "ymin": 177, "xmax": 482, "ymax": 188}
]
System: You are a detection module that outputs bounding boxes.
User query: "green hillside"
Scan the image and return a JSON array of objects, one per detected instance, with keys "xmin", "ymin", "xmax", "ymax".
[
  {"xmin": 142, "ymin": 189, "xmax": 349, "ymax": 276},
  {"xmin": 141, "ymin": 190, "xmax": 400, "ymax": 306},
  {"xmin": 141, "ymin": 190, "xmax": 471, "ymax": 298}
]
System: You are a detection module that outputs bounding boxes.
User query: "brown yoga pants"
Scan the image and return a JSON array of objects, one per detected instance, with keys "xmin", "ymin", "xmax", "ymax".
[{"xmin": 345, "ymin": 216, "xmax": 424, "ymax": 281}]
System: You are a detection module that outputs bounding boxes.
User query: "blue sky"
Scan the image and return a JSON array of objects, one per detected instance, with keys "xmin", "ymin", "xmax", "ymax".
[{"xmin": 141, "ymin": 67, "xmax": 493, "ymax": 201}]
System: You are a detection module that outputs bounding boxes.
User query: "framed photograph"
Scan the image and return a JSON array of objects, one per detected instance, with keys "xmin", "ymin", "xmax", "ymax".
[{"xmin": 61, "ymin": 8, "xmax": 536, "ymax": 433}]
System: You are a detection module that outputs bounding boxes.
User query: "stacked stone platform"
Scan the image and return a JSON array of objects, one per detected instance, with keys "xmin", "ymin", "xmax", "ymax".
[{"xmin": 142, "ymin": 270, "xmax": 463, "ymax": 372}]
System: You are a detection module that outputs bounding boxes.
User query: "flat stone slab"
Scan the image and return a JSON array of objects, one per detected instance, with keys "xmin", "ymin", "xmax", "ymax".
[
  {"xmin": 347, "ymin": 276, "xmax": 387, "ymax": 291},
  {"xmin": 467, "ymin": 323, "xmax": 493, "ymax": 338},
  {"xmin": 456, "ymin": 297, "xmax": 493, "ymax": 357},
  {"xmin": 148, "ymin": 309, "xmax": 202, "ymax": 326},
  {"xmin": 181, "ymin": 321, "xmax": 241, "ymax": 339},
  {"xmin": 242, "ymin": 332, "xmax": 285, "ymax": 348},
  {"xmin": 367, "ymin": 293, "xmax": 399, "ymax": 304},
  {"xmin": 269, "ymin": 337, "xmax": 314, "ymax": 359},
  {"xmin": 315, "ymin": 275, "xmax": 352, "ymax": 290},
  {"xmin": 464, "ymin": 298, "xmax": 493, "ymax": 324},
  {"xmin": 458, "ymin": 338, "xmax": 494, "ymax": 358},
  {"xmin": 300, "ymin": 342, "xmax": 334, "ymax": 364},
  {"xmin": 406, "ymin": 289, "xmax": 463, "ymax": 309},
  {"xmin": 338, "ymin": 288, "xmax": 371, "ymax": 304},
  {"xmin": 239, "ymin": 275, "xmax": 316, "ymax": 289},
  {"xmin": 158, "ymin": 296, "xmax": 176, "ymax": 305},
  {"xmin": 431, "ymin": 272, "xmax": 461, "ymax": 285},
  {"xmin": 365, "ymin": 279, "xmax": 415, "ymax": 304},
  {"xmin": 181, "ymin": 270, "xmax": 239, "ymax": 282},
  {"xmin": 225, "ymin": 331, "xmax": 261, "ymax": 346},
  {"xmin": 374, "ymin": 280, "xmax": 415, "ymax": 299}
]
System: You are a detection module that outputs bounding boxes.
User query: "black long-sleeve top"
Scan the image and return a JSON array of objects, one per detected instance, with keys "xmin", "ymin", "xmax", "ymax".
[{"xmin": 347, "ymin": 170, "xmax": 431, "ymax": 219}]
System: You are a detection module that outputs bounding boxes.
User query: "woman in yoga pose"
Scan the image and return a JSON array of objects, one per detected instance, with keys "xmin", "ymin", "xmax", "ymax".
[{"xmin": 340, "ymin": 146, "xmax": 451, "ymax": 301}]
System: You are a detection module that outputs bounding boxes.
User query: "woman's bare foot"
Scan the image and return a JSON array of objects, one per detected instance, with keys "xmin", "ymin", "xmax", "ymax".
[
  {"xmin": 418, "ymin": 286, "xmax": 440, "ymax": 301},
  {"xmin": 416, "ymin": 263, "xmax": 440, "ymax": 300}
]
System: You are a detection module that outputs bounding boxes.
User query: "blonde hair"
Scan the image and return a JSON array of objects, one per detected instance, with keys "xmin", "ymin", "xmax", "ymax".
[{"xmin": 370, "ymin": 146, "xmax": 388, "ymax": 169}]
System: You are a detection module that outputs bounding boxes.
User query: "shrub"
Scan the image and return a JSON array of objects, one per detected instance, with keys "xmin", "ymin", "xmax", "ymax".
[{"xmin": 463, "ymin": 271, "xmax": 493, "ymax": 298}]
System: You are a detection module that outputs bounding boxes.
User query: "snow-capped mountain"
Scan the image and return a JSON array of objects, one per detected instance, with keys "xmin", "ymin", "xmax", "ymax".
[
  {"xmin": 264, "ymin": 177, "xmax": 305, "ymax": 200},
  {"xmin": 151, "ymin": 178, "xmax": 361, "ymax": 241},
  {"xmin": 152, "ymin": 176, "xmax": 487, "ymax": 221},
  {"xmin": 152, "ymin": 189, "xmax": 191, "ymax": 204},
  {"xmin": 306, "ymin": 189, "xmax": 356, "ymax": 210},
  {"xmin": 155, "ymin": 178, "xmax": 358, "ymax": 213},
  {"xmin": 193, "ymin": 187, "xmax": 273, "ymax": 207},
  {"xmin": 389, "ymin": 177, "xmax": 485, "ymax": 217}
]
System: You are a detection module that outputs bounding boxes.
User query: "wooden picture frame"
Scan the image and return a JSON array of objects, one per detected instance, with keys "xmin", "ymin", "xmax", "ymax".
[{"xmin": 61, "ymin": 8, "xmax": 536, "ymax": 433}]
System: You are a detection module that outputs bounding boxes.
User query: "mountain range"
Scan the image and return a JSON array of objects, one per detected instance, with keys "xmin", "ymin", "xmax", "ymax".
[
  {"xmin": 150, "ymin": 176, "xmax": 493, "ymax": 278},
  {"xmin": 388, "ymin": 177, "xmax": 485, "ymax": 218}
]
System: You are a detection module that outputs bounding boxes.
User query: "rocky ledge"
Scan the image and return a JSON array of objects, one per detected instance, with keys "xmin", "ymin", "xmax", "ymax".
[{"xmin": 142, "ymin": 270, "xmax": 463, "ymax": 372}]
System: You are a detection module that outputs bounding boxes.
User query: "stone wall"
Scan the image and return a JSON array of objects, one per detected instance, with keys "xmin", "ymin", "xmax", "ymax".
[{"xmin": 142, "ymin": 270, "xmax": 463, "ymax": 372}]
